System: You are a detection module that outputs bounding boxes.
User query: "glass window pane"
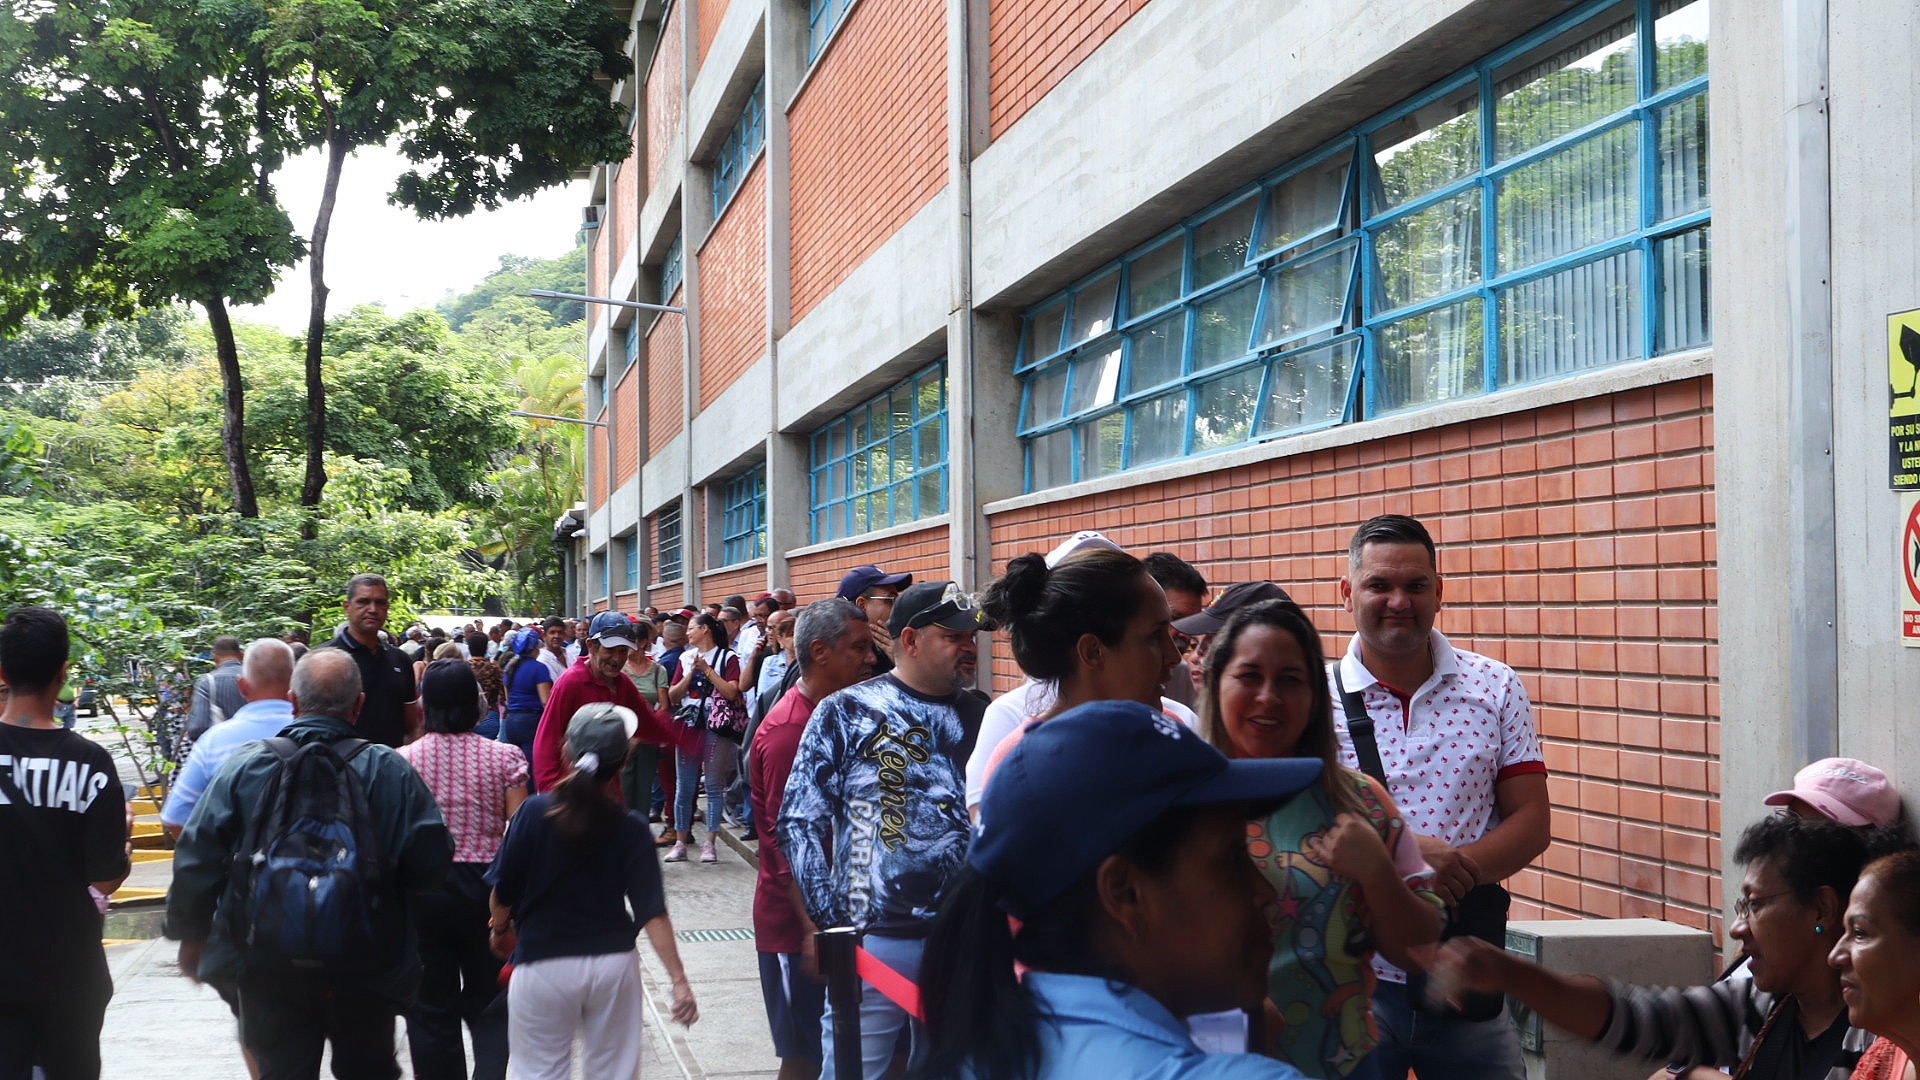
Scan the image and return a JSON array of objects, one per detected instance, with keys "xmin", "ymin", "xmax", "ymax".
[
  {"xmin": 890, "ymin": 432, "xmax": 912, "ymax": 483},
  {"xmin": 827, "ymin": 421, "xmax": 843, "ymax": 463},
  {"xmin": 1375, "ymin": 301, "xmax": 1486, "ymax": 412},
  {"xmin": 891, "ymin": 391, "xmax": 913, "ymax": 433},
  {"xmin": 1024, "ymin": 301, "xmax": 1066, "ymax": 364},
  {"xmin": 1190, "ymin": 199, "xmax": 1257, "ymax": 290},
  {"xmin": 1067, "ymin": 344, "xmax": 1123, "ymax": 414},
  {"xmin": 1028, "ymin": 429, "xmax": 1073, "ymax": 490},
  {"xmin": 1127, "ymin": 236, "xmax": 1184, "ymax": 318},
  {"xmin": 1656, "ymin": 0, "xmax": 1709, "ymax": 89},
  {"xmin": 1192, "ymin": 280, "xmax": 1261, "ymax": 370},
  {"xmin": 1370, "ymin": 85, "xmax": 1480, "ymax": 210},
  {"xmin": 916, "ymin": 469, "xmax": 944, "ymax": 520},
  {"xmin": 1493, "ymin": 4, "xmax": 1638, "ymax": 161},
  {"xmin": 1079, "ymin": 412, "xmax": 1126, "ymax": 480},
  {"xmin": 891, "ymin": 481, "xmax": 912, "ymax": 521},
  {"xmin": 916, "ymin": 421, "xmax": 943, "ymax": 471},
  {"xmin": 1659, "ymin": 93, "xmax": 1710, "ymax": 221},
  {"xmin": 1068, "ymin": 270, "xmax": 1120, "ymax": 345},
  {"xmin": 1658, "ymin": 225, "xmax": 1711, "ymax": 353},
  {"xmin": 1373, "ymin": 190, "xmax": 1482, "ymax": 312},
  {"xmin": 851, "ymin": 451, "xmax": 869, "ymax": 494},
  {"xmin": 1128, "ymin": 311, "xmax": 1186, "ymax": 392},
  {"xmin": 867, "ymin": 405, "xmax": 886, "ymax": 448},
  {"xmin": 916, "ymin": 374, "xmax": 942, "ymax": 421},
  {"xmin": 1259, "ymin": 338, "xmax": 1359, "ymax": 436},
  {"xmin": 1193, "ymin": 367, "xmax": 1264, "ymax": 452},
  {"xmin": 1258, "ymin": 152, "xmax": 1352, "ymax": 257},
  {"xmin": 1498, "ymin": 251, "xmax": 1641, "ymax": 387},
  {"xmin": 1258, "ymin": 242, "xmax": 1357, "ymax": 349},
  {"xmin": 1128, "ymin": 388, "xmax": 1188, "ymax": 467},
  {"xmin": 1496, "ymin": 124, "xmax": 1638, "ymax": 272},
  {"xmin": 1023, "ymin": 363, "xmax": 1070, "ymax": 429}
]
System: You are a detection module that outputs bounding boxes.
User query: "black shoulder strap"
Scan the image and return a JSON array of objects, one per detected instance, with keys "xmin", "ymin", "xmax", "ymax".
[{"xmin": 1333, "ymin": 667, "xmax": 1389, "ymax": 787}]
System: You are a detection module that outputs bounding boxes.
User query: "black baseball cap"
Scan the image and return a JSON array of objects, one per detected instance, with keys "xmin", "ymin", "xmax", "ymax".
[
  {"xmin": 1171, "ymin": 581, "xmax": 1294, "ymax": 636},
  {"xmin": 837, "ymin": 564, "xmax": 912, "ymax": 601},
  {"xmin": 887, "ymin": 580, "xmax": 989, "ymax": 636}
]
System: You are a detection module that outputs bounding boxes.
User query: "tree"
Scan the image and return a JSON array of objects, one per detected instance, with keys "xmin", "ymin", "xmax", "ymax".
[{"xmin": 439, "ymin": 246, "xmax": 588, "ymax": 331}]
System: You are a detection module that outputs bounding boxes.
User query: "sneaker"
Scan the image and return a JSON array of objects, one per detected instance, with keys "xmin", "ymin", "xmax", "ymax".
[
  {"xmin": 647, "ymin": 810, "xmax": 662, "ymax": 823},
  {"xmin": 740, "ymin": 827, "xmax": 758, "ymax": 841},
  {"xmin": 699, "ymin": 840, "xmax": 718, "ymax": 863},
  {"xmin": 655, "ymin": 828, "xmax": 678, "ymax": 847},
  {"xmin": 663, "ymin": 842, "xmax": 688, "ymax": 863}
]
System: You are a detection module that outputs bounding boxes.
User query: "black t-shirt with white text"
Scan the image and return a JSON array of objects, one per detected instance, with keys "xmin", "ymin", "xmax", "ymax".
[{"xmin": 0, "ymin": 723, "xmax": 130, "ymax": 1001}]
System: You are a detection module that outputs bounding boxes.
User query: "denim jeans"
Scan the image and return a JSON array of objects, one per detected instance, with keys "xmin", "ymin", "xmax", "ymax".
[
  {"xmin": 500, "ymin": 710, "xmax": 542, "ymax": 790},
  {"xmin": 818, "ymin": 933, "xmax": 924, "ymax": 1080},
  {"xmin": 1369, "ymin": 980, "xmax": 1527, "ymax": 1080},
  {"xmin": 673, "ymin": 729, "xmax": 726, "ymax": 837}
]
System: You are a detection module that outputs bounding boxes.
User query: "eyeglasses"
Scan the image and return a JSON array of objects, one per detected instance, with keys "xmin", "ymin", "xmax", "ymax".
[
  {"xmin": 858, "ymin": 594, "xmax": 898, "ymax": 607},
  {"xmin": 1733, "ymin": 890, "xmax": 1794, "ymax": 920}
]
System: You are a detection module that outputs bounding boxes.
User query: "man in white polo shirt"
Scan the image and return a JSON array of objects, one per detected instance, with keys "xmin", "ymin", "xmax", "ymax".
[{"xmin": 1331, "ymin": 514, "xmax": 1549, "ymax": 1080}]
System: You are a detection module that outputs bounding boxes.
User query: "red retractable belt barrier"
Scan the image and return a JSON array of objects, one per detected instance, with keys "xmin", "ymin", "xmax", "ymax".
[{"xmin": 854, "ymin": 945, "xmax": 923, "ymax": 1021}]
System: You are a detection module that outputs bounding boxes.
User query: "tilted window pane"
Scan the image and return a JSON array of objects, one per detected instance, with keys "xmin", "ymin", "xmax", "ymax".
[
  {"xmin": 1498, "ymin": 250, "xmax": 1641, "ymax": 388},
  {"xmin": 1068, "ymin": 270, "xmax": 1121, "ymax": 345},
  {"xmin": 1259, "ymin": 338, "xmax": 1359, "ymax": 436},
  {"xmin": 1658, "ymin": 225, "xmax": 1711, "ymax": 353},
  {"xmin": 1375, "ymin": 301, "xmax": 1485, "ymax": 412},
  {"xmin": 1371, "ymin": 86, "xmax": 1479, "ymax": 210},
  {"xmin": 1258, "ymin": 242, "xmax": 1357, "ymax": 350},
  {"xmin": 1655, "ymin": 0, "xmax": 1709, "ymax": 89},
  {"xmin": 1192, "ymin": 280, "xmax": 1261, "ymax": 370},
  {"xmin": 1493, "ymin": 5, "xmax": 1637, "ymax": 161},
  {"xmin": 1023, "ymin": 363, "xmax": 1070, "ymax": 429},
  {"xmin": 1128, "ymin": 388, "xmax": 1188, "ymax": 467},
  {"xmin": 1079, "ymin": 411, "xmax": 1126, "ymax": 481},
  {"xmin": 1128, "ymin": 236, "xmax": 1185, "ymax": 318},
  {"xmin": 1067, "ymin": 343, "xmax": 1123, "ymax": 414},
  {"xmin": 1128, "ymin": 311, "xmax": 1186, "ymax": 392},
  {"xmin": 1373, "ymin": 191, "xmax": 1482, "ymax": 312},
  {"xmin": 1190, "ymin": 199, "xmax": 1257, "ymax": 290},
  {"xmin": 1258, "ymin": 151, "xmax": 1352, "ymax": 258},
  {"xmin": 1497, "ymin": 124, "xmax": 1638, "ymax": 272},
  {"xmin": 1659, "ymin": 93, "xmax": 1710, "ymax": 221},
  {"xmin": 1024, "ymin": 301, "xmax": 1067, "ymax": 365},
  {"xmin": 1194, "ymin": 367, "xmax": 1264, "ymax": 452},
  {"xmin": 1028, "ymin": 429, "xmax": 1073, "ymax": 489}
]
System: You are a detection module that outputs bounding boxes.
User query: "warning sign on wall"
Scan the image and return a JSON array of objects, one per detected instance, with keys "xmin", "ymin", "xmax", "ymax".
[
  {"xmin": 1889, "ymin": 309, "xmax": 1920, "ymax": 488},
  {"xmin": 1902, "ymin": 494, "xmax": 1920, "ymax": 645}
]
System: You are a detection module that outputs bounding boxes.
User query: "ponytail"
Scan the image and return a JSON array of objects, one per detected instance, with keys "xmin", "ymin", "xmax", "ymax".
[{"xmin": 911, "ymin": 868, "xmax": 1040, "ymax": 1080}]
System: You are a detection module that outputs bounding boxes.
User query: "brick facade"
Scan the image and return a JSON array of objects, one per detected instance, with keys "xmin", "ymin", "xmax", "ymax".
[
  {"xmin": 696, "ymin": 0, "xmax": 728, "ymax": 66},
  {"xmin": 587, "ymin": 421, "xmax": 608, "ymax": 511},
  {"xmin": 787, "ymin": 523, "xmax": 952, "ymax": 603},
  {"xmin": 613, "ymin": 362, "xmax": 640, "ymax": 485},
  {"xmin": 987, "ymin": 0, "xmax": 1151, "ymax": 138},
  {"xmin": 697, "ymin": 161, "xmax": 768, "ymax": 409},
  {"xmin": 701, "ymin": 562, "xmax": 769, "ymax": 610},
  {"xmin": 647, "ymin": 2, "xmax": 684, "ymax": 188},
  {"xmin": 787, "ymin": 0, "xmax": 946, "ymax": 323},
  {"xmin": 647, "ymin": 288, "xmax": 686, "ymax": 456}
]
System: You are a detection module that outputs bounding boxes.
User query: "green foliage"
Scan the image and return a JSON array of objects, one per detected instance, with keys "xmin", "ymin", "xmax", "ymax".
[{"xmin": 438, "ymin": 246, "xmax": 588, "ymax": 330}]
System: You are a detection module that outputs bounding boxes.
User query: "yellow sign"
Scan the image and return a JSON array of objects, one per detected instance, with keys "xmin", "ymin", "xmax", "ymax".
[{"xmin": 1890, "ymin": 308, "xmax": 1920, "ymax": 487}]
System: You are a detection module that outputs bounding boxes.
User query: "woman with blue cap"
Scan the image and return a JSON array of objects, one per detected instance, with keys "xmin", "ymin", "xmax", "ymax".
[
  {"xmin": 497, "ymin": 627, "xmax": 552, "ymax": 783},
  {"xmin": 913, "ymin": 699, "xmax": 1321, "ymax": 1080}
]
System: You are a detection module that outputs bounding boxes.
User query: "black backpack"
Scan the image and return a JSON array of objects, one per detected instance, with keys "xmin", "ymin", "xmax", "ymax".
[{"xmin": 227, "ymin": 736, "xmax": 399, "ymax": 982}]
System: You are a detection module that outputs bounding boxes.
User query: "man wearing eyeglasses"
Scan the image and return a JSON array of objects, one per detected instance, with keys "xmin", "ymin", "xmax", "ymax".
[
  {"xmin": 777, "ymin": 579, "xmax": 988, "ymax": 1079},
  {"xmin": 834, "ymin": 564, "xmax": 913, "ymax": 678}
]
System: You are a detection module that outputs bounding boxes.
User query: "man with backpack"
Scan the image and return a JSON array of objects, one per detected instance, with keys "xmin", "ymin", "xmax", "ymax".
[{"xmin": 165, "ymin": 648, "xmax": 452, "ymax": 1079}]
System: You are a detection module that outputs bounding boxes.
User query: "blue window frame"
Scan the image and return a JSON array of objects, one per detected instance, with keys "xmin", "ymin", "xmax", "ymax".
[
  {"xmin": 807, "ymin": 0, "xmax": 858, "ymax": 63},
  {"xmin": 711, "ymin": 78, "xmax": 766, "ymax": 221},
  {"xmin": 619, "ymin": 320, "xmax": 639, "ymax": 379},
  {"xmin": 719, "ymin": 465, "xmax": 768, "ymax": 565},
  {"xmin": 655, "ymin": 506, "xmax": 683, "ymax": 583},
  {"xmin": 661, "ymin": 233, "xmax": 683, "ymax": 301},
  {"xmin": 808, "ymin": 363, "xmax": 947, "ymax": 543},
  {"xmin": 624, "ymin": 537, "xmax": 640, "ymax": 591},
  {"xmin": 1015, "ymin": 0, "xmax": 1709, "ymax": 492}
]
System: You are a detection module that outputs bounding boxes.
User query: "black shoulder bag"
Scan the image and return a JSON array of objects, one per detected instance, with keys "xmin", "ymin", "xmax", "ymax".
[{"xmin": 1335, "ymin": 668, "xmax": 1509, "ymax": 1023}]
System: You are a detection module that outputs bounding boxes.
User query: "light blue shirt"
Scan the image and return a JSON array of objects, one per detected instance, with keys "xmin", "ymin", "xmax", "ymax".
[
  {"xmin": 756, "ymin": 652, "xmax": 791, "ymax": 706},
  {"xmin": 1018, "ymin": 973, "xmax": 1307, "ymax": 1079},
  {"xmin": 159, "ymin": 699, "xmax": 295, "ymax": 828}
]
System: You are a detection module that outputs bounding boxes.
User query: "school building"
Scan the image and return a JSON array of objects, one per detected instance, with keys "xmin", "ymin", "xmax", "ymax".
[{"xmin": 559, "ymin": 0, "xmax": 1920, "ymax": 950}]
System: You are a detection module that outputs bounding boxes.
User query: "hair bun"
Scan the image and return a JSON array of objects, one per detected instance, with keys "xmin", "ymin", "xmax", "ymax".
[{"xmin": 982, "ymin": 552, "xmax": 1050, "ymax": 627}]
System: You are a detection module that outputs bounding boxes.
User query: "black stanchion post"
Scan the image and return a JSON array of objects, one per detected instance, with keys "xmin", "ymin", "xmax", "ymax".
[{"xmin": 817, "ymin": 926, "xmax": 862, "ymax": 1077}]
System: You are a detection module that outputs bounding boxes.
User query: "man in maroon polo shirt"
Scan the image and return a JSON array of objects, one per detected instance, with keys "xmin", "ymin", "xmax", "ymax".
[{"xmin": 531, "ymin": 612, "xmax": 692, "ymax": 793}]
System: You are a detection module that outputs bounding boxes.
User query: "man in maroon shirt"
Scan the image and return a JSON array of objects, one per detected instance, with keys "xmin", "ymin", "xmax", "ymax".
[
  {"xmin": 749, "ymin": 598, "xmax": 872, "ymax": 1080},
  {"xmin": 531, "ymin": 612, "xmax": 692, "ymax": 793}
]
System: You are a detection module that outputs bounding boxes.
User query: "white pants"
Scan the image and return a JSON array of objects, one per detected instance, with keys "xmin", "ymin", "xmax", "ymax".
[{"xmin": 507, "ymin": 950, "xmax": 646, "ymax": 1080}]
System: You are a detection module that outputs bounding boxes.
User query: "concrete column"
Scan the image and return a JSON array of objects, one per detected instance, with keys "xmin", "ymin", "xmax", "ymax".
[{"xmin": 764, "ymin": 0, "xmax": 802, "ymax": 585}]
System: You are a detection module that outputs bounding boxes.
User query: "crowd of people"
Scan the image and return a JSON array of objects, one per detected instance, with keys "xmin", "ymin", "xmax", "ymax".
[{"xmin": 7, "ymin": 516, "xmax": 1920, "ymax": 1080}]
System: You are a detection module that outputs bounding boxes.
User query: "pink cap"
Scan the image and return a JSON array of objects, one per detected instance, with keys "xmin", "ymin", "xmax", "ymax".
[{"xmin": 1764, "ymin": 757, "xmax": 1902, "ymax": 827}]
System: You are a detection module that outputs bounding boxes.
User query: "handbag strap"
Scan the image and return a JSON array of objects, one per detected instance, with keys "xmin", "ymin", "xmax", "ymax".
[{"xmin": 1333, "ymin": 666, "xmax": 1389, "ymax": 787}]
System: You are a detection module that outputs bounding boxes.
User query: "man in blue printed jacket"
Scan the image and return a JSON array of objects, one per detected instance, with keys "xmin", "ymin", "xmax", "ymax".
[{"xmin": 777, "ymin": 579, "xmax": 987, "ymax": 1080}]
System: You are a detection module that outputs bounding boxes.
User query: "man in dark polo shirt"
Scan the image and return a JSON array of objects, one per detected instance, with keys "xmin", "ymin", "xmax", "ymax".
[{"xmin": 319, "ymin": 573, "xmax": 420, "ymax": 746}]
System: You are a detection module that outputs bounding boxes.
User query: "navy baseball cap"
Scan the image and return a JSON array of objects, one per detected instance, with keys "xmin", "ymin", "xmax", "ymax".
[
  {"xmin": 1171, "ymin": 581, "xmax": 1294, "ymax": 636},
  {"xmin": 887, "ymin": 580, "xmax": 989, "ymax": 636},
  {"xmin": 970, "ymin": 700, "xmax": 1321, "ymax": 918},
  {"xmin": 837, "ymin": 564, "xmax": 912, "ymax": 601},
  {"xmin": 587, "ymin": 610, "xmax": 638, "ymax": 647}
]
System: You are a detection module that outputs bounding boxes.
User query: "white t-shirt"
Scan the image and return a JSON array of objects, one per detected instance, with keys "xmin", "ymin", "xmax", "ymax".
[
  {"xmin": 539, "ymin": 648, "xmax": 567, "ymax": 682},
  {"xmin": 964, "ymin": 679, "xmax": 1198, "ymax": 811}
]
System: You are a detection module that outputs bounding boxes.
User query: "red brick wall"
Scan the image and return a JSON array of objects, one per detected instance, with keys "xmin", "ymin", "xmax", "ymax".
[
  {"xmin": 696, "ymin": 0, "xmax": 728, "ymax": 66},
  {"xmin": 648, "ymin": 288, "xmax": 686, "ymax": 455},
  {"xmin": 788, "ymin": 522, "xmax": 953, "ymax": 605},
  {"xmin": 614, "ymin": 362, "xmax": 639, "ymax": 485},
  {"xmin": 587, "ymin": 224, "xmax": 609, "ymax": 334},
  {"xmin": 588, "ymin": 419, "xmax": 608, "ymax": 511},
  {"xmin": 702, "ymin": 563, "xmax": 769, "ymax": 608},
  {"xmin": 697, "ymin": 161, "xmax": 768, "ymax": 409},
  {"xmin": 988, "ymin": 0, "xmax": 1150, "ymax": 139},
  {"xmin": 787, "ymin": 0, "xmax": 946, "ymax": 323},
  {"xmin": 984, "ymin": 377, "xmax": 1720, "ymax": 938},
  {"xmin": 647, "ymin": 4, "xmax": 684, "ymax": 188},
  {"xmin": 613, "ymin": 155, "xmax": 639, "ymax": 274}
]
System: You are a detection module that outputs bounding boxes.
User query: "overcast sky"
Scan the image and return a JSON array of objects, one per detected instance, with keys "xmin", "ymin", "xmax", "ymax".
[{"xmin": 231, "ymin": 142, "xmax": 590, "ymax": 334}]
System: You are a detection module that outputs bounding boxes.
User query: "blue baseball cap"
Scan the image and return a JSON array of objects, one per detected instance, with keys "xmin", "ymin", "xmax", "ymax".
[
  {"xmin": 587, "ymin": 610, "xmax": 638, "ymax": 648},
  {"xmin": 970, "ymin": 700, "xmax": 1322, "ymax": 918}
]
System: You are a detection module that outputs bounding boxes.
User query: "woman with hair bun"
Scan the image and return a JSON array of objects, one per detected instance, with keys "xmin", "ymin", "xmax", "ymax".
[{"xmin": 485, "ymin": 703, "xmax": 698, "ymax": 1079}]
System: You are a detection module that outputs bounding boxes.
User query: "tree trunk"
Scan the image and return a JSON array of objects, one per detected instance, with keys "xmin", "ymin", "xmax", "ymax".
[
  {"xmin": 299, "ymin": 132, "xmax": 351, "ymax": 533},
  {"xmin": 201, "ymin": 298, "xmax": 259, "ymax": 518}
]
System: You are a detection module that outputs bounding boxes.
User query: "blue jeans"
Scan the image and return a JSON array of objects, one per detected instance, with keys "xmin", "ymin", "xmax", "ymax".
[
  {"xmin": 673, "ymin": 730, "xmax": 726, "ymax": 837},
  {"xmin": 500, "ymin": 710, "xmax": 542, "ymax": 790},
  {"xmin": 1370, "ymin": 980, "xmax": 1526, "ymax": 1080},
  {"xmin": 818, "ymin": 933, "xmax": 924, "ymax": 1080}
]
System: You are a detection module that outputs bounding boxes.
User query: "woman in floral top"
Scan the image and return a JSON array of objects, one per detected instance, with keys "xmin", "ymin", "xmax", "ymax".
[{"xmin": 1202, "ymin": 599, "xmax": 1443, "ymax": 1080}]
